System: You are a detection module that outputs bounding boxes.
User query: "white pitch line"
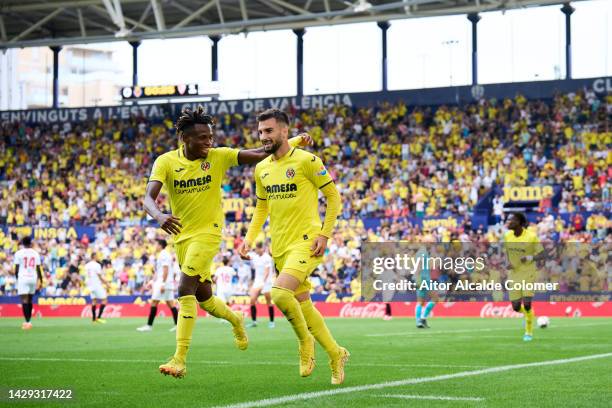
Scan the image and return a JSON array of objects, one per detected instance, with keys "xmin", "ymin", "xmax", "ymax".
[
  {"xmin": 366, "ymin": 322, "xmax": 612, "ymax": 337},
  {"xmin": 382, "ymin": 394, "xmax": 484, "ymax": 402},
  {"xmin": 0, "ymin": 357, "xmax": 484, "ymax": 369},
  {"xmin": 210, "ymin": 352, "xmax": 612, "ymax": 408}
]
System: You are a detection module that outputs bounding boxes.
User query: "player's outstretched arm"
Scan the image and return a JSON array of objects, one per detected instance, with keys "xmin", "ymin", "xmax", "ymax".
[
  {"xmin": 144, "ymin": 181, "xmax": 182, "ymax": 235},
  {"xmin": 237, "ymin": 133, "xmax": 314, "ymax": 165},
  {"xmin": 36, "ymin": 265, "xmax": 44, "ymax": 291},
  {"xmin": 311, "ymin": 182, "xmax": 342, "ymax": 257},
  {"xmin": 238, "ymin": 198, "xmax": 269, "ymax": 259}
]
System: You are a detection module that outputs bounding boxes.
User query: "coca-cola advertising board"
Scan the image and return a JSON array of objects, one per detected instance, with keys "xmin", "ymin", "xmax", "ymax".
[{"xmin": 0, "ymin": 302, "xmax": 610, "ymax": 318}]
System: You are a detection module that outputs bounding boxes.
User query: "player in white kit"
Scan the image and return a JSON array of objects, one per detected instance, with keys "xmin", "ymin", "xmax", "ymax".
[
  {"xmin": 13, "ymin": 237, "xmax": 44, "ymax": 330},
  {"xmin": 247, "ymin": 242, "xmax": 275, "ymax": 328},
  {"xmin": 85, "ymin": 253, "xmax": 108, "ymax": 324},
  {"xmin": 138, "ymin": 239, "xmax": 179, "ymax": 332},
  {"xmin": 214, "ymin": 258, "xmax": 236, "ymax": 306}
]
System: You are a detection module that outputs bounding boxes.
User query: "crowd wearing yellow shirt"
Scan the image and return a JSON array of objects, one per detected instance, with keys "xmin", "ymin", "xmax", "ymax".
[{"xmin": 0, "ymin": 90, "xmax": 610, "ymax": 297}]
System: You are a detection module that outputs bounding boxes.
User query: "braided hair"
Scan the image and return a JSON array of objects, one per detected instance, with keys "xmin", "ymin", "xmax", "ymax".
[{"xmin": 175, "ymin": 105, "xmax": 215, "ymax": 137}]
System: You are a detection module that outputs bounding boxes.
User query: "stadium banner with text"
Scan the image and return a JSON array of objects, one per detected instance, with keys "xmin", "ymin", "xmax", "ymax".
[
  {"xmin": 502, "ymin": 185, "xmax": 560, "ymax": 203},
  {"xmin": 1, "ymin": 76, "xmax": 610, "ymax": 123},
  {"xmin": 0, "ymin": 225, "xmax": 95, "ymax": 240},
  {"xmin": 0, "ymin": 302, "xmax": 610, "ymax": 318},
  {"xmin": 361, "ymin": 242, "xmax": 610, "ymax": 302}
]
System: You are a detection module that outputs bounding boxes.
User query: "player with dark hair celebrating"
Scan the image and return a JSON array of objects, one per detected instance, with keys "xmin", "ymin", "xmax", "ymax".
[
  {"xmin": 144, "ymin": 105, "xmax": 312, "ymax": 378},
  {"xmin": 239, "ymin": 108, "xmax": 349, "ymax": 385},
  {"xmin": 13, "ymin": 236, "xmax": 43, "ymax": 330},
  {"xmin": 504, "ymin": 213, "xmax": 545, "ymax": 341}
]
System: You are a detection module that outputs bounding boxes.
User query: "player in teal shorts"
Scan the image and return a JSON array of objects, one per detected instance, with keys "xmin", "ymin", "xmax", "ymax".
[{"xmin": 414, "ymin": 247, "xmax": 439, "ymax": 328}]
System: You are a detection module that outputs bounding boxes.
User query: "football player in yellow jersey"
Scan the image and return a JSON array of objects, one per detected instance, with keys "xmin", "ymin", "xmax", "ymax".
[
  {"xmin": 504, "ymin": 213, "xmax": 545, "ymax": 342},
  {"xmin": 238, "ymin": 109, "xmax": 349, "ymax": 385},
  {"xmin": 144, "ymin": 106, "xmax": 312, "ymax": 378}
]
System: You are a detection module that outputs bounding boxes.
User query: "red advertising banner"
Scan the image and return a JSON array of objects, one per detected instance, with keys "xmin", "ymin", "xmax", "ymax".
[{"xmin": 0, "ymin": 302, "xmax": 610, "ymax": 318}]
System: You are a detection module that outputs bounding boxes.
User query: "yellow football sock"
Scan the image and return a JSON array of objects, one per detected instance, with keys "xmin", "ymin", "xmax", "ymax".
[
  {"xmin": 525, "ymin": 308, "xmax": 535, "ymax": 335},
  {"xmin": 271, "ymin": 287, "xmax": 310, "ymax": 344},
  {"xmin": 175, "ymin": 295, "xmax": 197, "ymax": 361},
  {"xmin": 300, "ymin": 298, "xmax": 340, "ymax": 358},
  {"xmin": 199, "ymin": 296, "xmax": 239, "ymax": 326}
]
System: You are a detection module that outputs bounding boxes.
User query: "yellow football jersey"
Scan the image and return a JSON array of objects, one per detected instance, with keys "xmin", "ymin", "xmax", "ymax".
[
  {"xmin": 503, "ymin": 228, "xmax": 544, "ymax": 273},
  {"xmin": 148, "ymin": 146, "xmax": 239, "ymax": 243},
  {"xmin": 254, "ymin": 147, "xmax": 333, "ymax": 257}
]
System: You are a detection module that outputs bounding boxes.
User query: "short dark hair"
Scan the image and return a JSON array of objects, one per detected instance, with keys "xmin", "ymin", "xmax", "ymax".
[
  {"xmin": 256, "ymin": 109, "xmax": 289, "ymax": 126},
  {"xmin": 157, "ymin": 239, "xmax": 167, "ymax": 249},
  {"xmin": 255, "ymin": 242, "xmax": 263, "ymax": 249},
  {"xmin": 175, "ymin": 105, "xmax": 215, "ymax": 135},
  {"xmin": 222, "ymin": 257, "xmax": 230, "ymax": 266},
  {"xmin": 22, "ymin": 236, "xmax": 32, "ymax": 247},
  {"xmin": 514, "ymin": 213, "xmax": 528, "ymax": 227}
]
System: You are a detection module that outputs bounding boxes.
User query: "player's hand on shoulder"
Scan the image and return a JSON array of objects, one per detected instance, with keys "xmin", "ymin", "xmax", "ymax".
[
  {"xmin": 156, "ymin": 213, "xmax": 182, "ymax": 235},
  {"xmin": 237, "ymin": 241, "xmax": 252, "ymax": 260},
  {"xmin": 297, "ymin": 133, "xmax": 314, "ymax": 147},
  {"xmin": 310, "ymin": 235, "xmax": 328, "ymax": 257}
]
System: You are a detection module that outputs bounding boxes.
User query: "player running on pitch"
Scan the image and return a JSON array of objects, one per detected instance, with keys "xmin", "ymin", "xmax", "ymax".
[
  {"xmin": 85, "ymin": 253, "xmax": 108, "ymax": 324},
  {"xmin": 137, "ymin": 239, "xmax": 179, "ymax": 332},
  {"xmin": 13, "ymin": 236, "xmax": 44, "ymax": 330},
  {"xmin": 238, "ymin": 109, "xmax": 349, "ymax": 385},
  {"xmin": 247, "ymin": 242, "xmax": 275, "ymax": 328},
  {"xmin": 144, "ymin": 106, "xmax": 312, "ymax": 378},
  {"xmin": 504, "ymin": 213, "xmax": 545, "ymax": 341}
]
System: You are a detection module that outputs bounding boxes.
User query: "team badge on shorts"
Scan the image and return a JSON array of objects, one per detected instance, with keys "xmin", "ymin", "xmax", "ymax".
[
  {"xmin": 286, "ymin": 168, "xmax": 295, "ymax": 179},
  {"xmin": 201, "ymin": 161, "xmax": 211, "ymax": 171}
]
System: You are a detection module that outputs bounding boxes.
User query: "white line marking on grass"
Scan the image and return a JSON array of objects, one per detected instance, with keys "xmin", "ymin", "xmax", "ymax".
[
  {"xmin": 366, "ymin": 322, "xmax": 611, "ymax": 337},
  {"xmin": 382, "ymin": 394, "xmax": 484, "ymax": 402},
  {"xmin": 0, "ymin": 357, "xmax": 485, "ymax": 369},
  {"xmin": 210, "ymin": 352, "xmax": 612, "ymax": 408}
]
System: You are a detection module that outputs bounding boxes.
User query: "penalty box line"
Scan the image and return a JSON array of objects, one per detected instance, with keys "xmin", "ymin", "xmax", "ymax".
[{"xmin": 211, "ymin": 352, "xmax": 612, "ymax": 408}]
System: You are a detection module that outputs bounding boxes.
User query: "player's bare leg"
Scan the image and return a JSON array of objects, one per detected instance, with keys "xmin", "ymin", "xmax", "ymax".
[
  {"xmin": 20, "ymin": 294, "xmax": 33, "ymax": 330},
  {"xmin": 96, "ymin": 299, "xmax": 107, "ymax": 324},
  {"xmin": 138, "ymin": 299, "xmax": 160, "ymax": 332},
  {"xmin": 90, "ymin": 299, "xmax": 98, "ymax": 324},
  {"xmin": 247, "ymin": 286, "xmax": 262, "ymax": 328},
  {"xmin": 264, "ymin": 292, "xmax": 275, "ymax": 328},
  {"xmin": 166, "ymin": 300, "xmax": 178, "ymax": 332},
  {"xmin": 272, "ymin": 273, "xmax": 315, "ymax": 377},
  {"xmin": 195, "ymin": 280, "xmax": 248, "ymax": 350}
]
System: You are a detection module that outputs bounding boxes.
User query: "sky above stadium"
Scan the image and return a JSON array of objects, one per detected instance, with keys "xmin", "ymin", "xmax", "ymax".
[{"xmin": 107, "ymin": 0, "xmax": 610, "ymax": 100}]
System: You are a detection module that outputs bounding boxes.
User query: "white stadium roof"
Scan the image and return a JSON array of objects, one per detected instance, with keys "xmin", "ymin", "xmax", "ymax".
[{"xmin": 0, "ymin": 0, "xmax": 581, "ymax": 49}]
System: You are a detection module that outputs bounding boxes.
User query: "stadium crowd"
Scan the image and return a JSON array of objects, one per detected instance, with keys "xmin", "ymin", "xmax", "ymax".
[{"xmin": 0, "ymin": 89, "xmax": 610, "ymax": 297}]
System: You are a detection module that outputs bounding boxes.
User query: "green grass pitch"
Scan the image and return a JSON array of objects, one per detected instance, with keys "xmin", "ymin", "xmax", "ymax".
[{"xmin": 1, "ymin": 316, "xmax": 611, "ymax": 407}]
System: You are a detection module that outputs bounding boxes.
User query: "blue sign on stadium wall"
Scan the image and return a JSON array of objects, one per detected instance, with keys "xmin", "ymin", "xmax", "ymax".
[
  {"xmin": 0, "ymin": 225, "xmax": 96, "ymax": 240},
  {"xmin": 1, "ymin": 76, "xmax": 610, "ymax": 124}
]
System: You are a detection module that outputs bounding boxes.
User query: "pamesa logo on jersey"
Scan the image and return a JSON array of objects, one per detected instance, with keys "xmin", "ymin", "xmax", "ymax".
[
  {"xmin": 286, "ymin": 168, "xmax": 295, "ymax": 179},
  {"xmin": 201, "ymin": 161, "xmax": 211, "ymax": 171}
]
